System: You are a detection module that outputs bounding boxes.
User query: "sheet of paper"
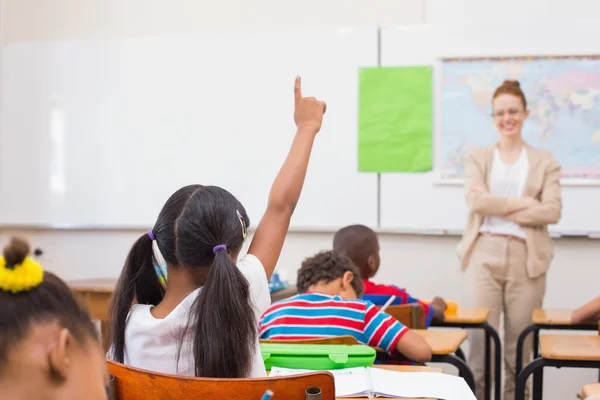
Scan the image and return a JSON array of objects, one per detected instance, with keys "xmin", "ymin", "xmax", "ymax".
[
  {"xmin": 269, "ymin": 367, "xmax": 370, "ymax": 397},
  {"xmin": 370, "ymin": 369, "xmax": 476, "ymax": 400}
]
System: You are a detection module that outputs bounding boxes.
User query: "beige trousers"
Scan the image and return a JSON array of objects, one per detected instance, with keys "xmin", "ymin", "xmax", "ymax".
[{"xmin": 467, "ymin": 234, "xmax": 547, "ymax": 400}]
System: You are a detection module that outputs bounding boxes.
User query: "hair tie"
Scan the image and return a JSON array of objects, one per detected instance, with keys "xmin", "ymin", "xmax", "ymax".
[
  {"xmin": 0, "ymin": 256, "xmax": 44, "ymax": 294},
  {"xmin": 148, "ymin": 230, "xmax": 156, "ymax": 241},
  {"xmin": 213, "ymin": 244, "xmax": 227, "ymax": 254}
]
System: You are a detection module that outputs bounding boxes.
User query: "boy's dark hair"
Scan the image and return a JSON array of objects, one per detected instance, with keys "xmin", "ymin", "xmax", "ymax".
[
  {"xmin": 0, "ymin": 237, "xmax": 98, "ymax": 371},
  {"xmin": 332, "ymin": 225, "xmax": 378, "ymax": 279},
  {"xmin": 109, "ymin": 185, "xmax": 255, "ymax": 379},
  {"xmin": 297, "ymin": 250, "xmax": 364, "ymax": 297}
]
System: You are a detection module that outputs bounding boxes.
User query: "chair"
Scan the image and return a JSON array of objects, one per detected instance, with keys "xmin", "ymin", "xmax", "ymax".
[
  {"xmin": 107, "ymin": 360, "xmax": 335, "ymax": 400},
  {"xmin": 260, "ymin": 335, "xmax": 359, "ymax": 345},
  {"xmin": 383, "ymin": 303, "xmax": 425, "ymax": 329}
]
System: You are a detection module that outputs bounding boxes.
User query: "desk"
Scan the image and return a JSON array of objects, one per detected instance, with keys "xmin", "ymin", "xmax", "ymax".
[
  {"xmin": 434, "ymin": 307, "xmax": 501, "ymax": 400},
  {"xmin": 414, "ymin": 329, "xmax": 467, "ymax": 355},
  {"xmin": 376, "ymin": 329, "xmax": 475, "ymax": 393},
  {"xmin": 69, "ymin": 278, "xmax": 115, "ymax": 351},
  {"xmin": 68, "ymin": 278, "xmax": 297, "ymax": 350},
  {"xmin": 583, "ymin": 383, "xmax": 600, "ymax": 398},
  {"xmin": 267, "ymin": 365, "xmax": 442, "ymax": 400},
  {"xmin": 340, "ymin": 365, "xmax": 441, "ymax": 400},
  {"xmin": 515, "ymin": 334, "xmax": 600, "ymax": 400},
  {"xmin": 516, "ymin": 309, "xmax": 598, "ymax": 378}
]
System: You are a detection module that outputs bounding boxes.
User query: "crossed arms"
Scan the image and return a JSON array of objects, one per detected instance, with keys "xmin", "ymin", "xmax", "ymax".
[{"xmin": 464, "ymin": 152, "xmax": 562, "ymax": 227}]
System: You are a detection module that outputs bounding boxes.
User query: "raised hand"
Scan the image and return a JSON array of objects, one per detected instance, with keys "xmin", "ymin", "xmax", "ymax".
[{"xmin": 293, "ymin": 76, "xmax": 326, "ymax": 134}]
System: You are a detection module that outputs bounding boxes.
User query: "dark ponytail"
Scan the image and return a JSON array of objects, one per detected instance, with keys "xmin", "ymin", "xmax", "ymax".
[
  {"xmin": 109, "ymin": 233, "xmax": 164, "ymax": 363},
  {"xmin": 191, "ymin": 248, "xmax": 256, "ymax": 377}
]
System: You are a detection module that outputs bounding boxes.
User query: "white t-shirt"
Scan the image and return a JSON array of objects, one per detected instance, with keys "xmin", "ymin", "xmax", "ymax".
[
  {"xmin": 479, "ymin": 147, "xmax": 529, "ymax": 239},
  {"xmin": 116, "ymin": 254, "xmax": 271, "ymax": 378}
]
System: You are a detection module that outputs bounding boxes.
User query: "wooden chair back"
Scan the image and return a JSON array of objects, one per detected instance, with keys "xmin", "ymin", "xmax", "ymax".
[
  {"xmin": 107, "ymin": 360, "xmax": 335, "ymax": 400},
  {"xmin": 260, "ymin": 335, "xmax": 359, "ymax": 345},
  {"xmin": 382, "ymin": 303, "xmax": 425, "ymax": 329}
]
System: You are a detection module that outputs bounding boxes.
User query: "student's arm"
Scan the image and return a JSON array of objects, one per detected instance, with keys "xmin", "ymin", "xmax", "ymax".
[
  {"xmin": 363, "ymin": 302, "xmax": 432, "ymax": 363},
  {"xmin": 505, "ymin": 156, "xmax": 562, "ymax": 227},
  {"xmin": 395, "ymin": 330, "xmax": 433, "ymax": 363},
  {"xmin": 464, "ymin": 151, "xmax": 537, "ymax": 216},
  {"xmin": 572, "ymin": 296, "xmax": 600, "ymax": 325},
  {"xmin": 248, "ymin": 77, "xmax": 326, "ymax": 278}
]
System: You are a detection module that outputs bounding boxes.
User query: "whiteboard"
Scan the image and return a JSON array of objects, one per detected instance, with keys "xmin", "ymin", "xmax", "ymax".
[
  {"xmin": 0, "ymin": 27, "xmax": 379, "ymax": 229},
  {"xmin": 380, "ymin": 22, "xmax": 600, "ymax": 235}
]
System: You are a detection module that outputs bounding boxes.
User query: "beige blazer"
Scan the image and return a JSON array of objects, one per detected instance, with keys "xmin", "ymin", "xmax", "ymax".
[{"xmin": 456, "ymin": 144, "xmax": 562, "ymax": 278}]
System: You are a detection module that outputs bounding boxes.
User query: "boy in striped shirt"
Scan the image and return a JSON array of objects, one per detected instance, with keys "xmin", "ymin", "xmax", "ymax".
[
  {"xmin": 258, "ymin": 250, "xmax": 432, "ymax": 363},
  {"xmin": 333, "ymin": 225, "xmax": 447, "ymax": 327}
]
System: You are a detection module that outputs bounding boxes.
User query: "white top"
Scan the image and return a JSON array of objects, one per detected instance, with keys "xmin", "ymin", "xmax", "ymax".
[
  {"xmin": 117, "ymin": 254, "xmax": 271, "ymax": 377},
  {"xmin": 479, "ymin": 148, "xmax": 529, "ymax": 239}
]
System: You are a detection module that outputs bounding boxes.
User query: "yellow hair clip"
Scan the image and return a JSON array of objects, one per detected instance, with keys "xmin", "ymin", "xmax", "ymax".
[{"xmin": 0, "ymin": 256, "xmax": 44, "ymax": 293}]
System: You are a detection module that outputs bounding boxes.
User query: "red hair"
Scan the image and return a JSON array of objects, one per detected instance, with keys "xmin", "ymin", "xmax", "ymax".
[{"xmin": 492, "ymin": 80, "xmax": 527, "ymax": 109}]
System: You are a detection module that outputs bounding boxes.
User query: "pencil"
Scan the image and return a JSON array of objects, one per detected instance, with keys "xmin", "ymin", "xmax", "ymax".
[{"xmin": 380, "ymin": 295, "xmax": 396, "ymax": 311}]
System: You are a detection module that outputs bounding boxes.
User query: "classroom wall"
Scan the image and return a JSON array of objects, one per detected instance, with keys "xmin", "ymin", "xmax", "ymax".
[{"xmin": 1, "ymin": 0, "xmax": 599, "ymax": 399}]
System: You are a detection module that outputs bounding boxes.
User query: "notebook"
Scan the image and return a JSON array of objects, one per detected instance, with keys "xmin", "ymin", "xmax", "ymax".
[{"xmin": 269, "ymin": 366, "xmax": 476, "ymax": 400}]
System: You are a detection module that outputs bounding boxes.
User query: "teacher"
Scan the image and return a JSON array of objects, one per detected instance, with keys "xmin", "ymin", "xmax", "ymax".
[{"xmin": 457, "ymin": 80, "xmax": 562, "ymax": 400}]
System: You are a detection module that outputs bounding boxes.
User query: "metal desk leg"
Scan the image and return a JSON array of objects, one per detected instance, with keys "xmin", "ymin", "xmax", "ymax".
[
  {"xmin": 515, "ymin": 324, "xmax": 539, "ymax": 377},
  {"xmin": 516, "ymin": 358, "xmax": 600, "ymax": 400},
  {"xmin": 532, "ymin": 362, "xmax": 544, "ymax": 400},
  {"xmin": 431, "ymin": 354, "xmax": 476, "ymax": 392},
  {"xmin": 533, "ymin": 328, "xmax": 540, "ymax": 359},
  {"xmin": 455, "ymin": 347, "xmax": 466, "ymax": 362},
  {"xmin": 482, "ymin": 323, "xmax": 501, "ymax": 400},
  {"xmin": 485, "ymin": 330, "xmax": 491, "ymax": 400}
]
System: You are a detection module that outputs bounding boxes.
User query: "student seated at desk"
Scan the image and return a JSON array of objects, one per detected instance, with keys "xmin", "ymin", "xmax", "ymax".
[
  {"xmin": 109, "ymin": 77, "xmax": 327, "ymax": 379},
  {"xmin": 333, "ymin": 225, "xmax": 447, "ymax": 327},
  {"xmin": 572, "ymin": 296, "xmax": 600, "ymax": 324},
  {"xmin": 0, "ymin": 236, "xmax": 108, "ymax": 400},
  {"xmin": 258, "ymin": 250, "xmax": 432, "ymax": 363}
]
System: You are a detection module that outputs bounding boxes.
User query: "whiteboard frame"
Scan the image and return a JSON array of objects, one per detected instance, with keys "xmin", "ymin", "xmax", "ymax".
[{"xmin": 0, "ymin": 223, "xmax": 598, "ymax": 238}]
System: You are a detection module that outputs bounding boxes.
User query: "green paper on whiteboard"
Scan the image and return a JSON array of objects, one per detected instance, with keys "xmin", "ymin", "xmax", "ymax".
[{"xmin": 358, "ymin": 66, "xmax": 433, "ymax": 172}]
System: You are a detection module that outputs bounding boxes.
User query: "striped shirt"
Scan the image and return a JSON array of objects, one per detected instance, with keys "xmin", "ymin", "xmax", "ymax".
[
  {"xmin": 258, "ymin": 292, "xmax": 409, "ymax": 355},
  {"xmin": 361, "ymin": 280, "xmax": 435, "ymax": 328}
]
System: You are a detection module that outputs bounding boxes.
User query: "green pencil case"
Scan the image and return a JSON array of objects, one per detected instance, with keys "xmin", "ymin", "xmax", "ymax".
[{"xmin": 260, "ymin": 343, "xmax": 376, "ymax": 370}]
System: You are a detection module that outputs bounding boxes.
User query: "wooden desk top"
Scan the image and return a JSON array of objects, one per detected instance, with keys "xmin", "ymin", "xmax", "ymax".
[
  {"xmin": 68, "ymin": 278, "xmax": 297, "ymax": 303},
  {"xmin": 540, "ymin": 334, "xmax": 600, "ymax": 361},
  {"xmin": 68, "ymin": 278, "xmax": 117, "ymax": 293},
  {"xmin": 533, "ymin": 309, "xmax": 596, "ymax": 327},
  {"xmin": 583, "ymin": 383, "xmax": 600, "ymax": 398},
  {"xmin": 414, "ymin": 329, "xmax": 467, "ymax": 355},
  {"xmin": 443, "ymin": 308, "xmax": 490, "ymax": 324},
  {"xmin": 533, "ymin": 309, "xmax": 573, "ymax": 325}
]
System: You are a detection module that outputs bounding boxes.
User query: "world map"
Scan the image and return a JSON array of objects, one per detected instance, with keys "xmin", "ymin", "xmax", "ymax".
[{"xmin": 440, "ymin": 56, "xmax": 600, "ymax": 179}]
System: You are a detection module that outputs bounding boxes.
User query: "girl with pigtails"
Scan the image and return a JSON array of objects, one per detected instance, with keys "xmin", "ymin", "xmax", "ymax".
[{"xmin": 109, "ymin": 77, "xmax": 326, "ymax": 378}]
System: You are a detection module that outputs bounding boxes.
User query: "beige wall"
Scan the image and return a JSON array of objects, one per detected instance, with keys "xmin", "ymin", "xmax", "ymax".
[{"xmin": 1, "ymin": 0, "xmax": 599, "ymax": 398}]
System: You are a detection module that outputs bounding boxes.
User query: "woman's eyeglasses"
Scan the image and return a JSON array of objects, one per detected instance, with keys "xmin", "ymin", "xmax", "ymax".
[{"xmin": 492, "ymin": 109, "xmax": 524, "ymax": 119}]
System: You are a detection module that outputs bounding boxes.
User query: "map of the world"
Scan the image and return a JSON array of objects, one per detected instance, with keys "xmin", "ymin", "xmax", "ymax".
[{"xmin": 440, "ymin": 56, "xmax": 600, "ymax": 179}]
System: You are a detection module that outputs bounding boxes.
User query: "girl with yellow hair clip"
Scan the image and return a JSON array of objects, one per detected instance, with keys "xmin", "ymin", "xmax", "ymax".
[{"xmin": 0, "ymin": 236, "xmax": 109, "ymax": 399}]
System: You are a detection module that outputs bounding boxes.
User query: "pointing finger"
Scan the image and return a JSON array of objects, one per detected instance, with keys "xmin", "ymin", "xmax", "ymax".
[{"xmin": 294, "ymin": 76, "xmax": 302, "ymax": 106}]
